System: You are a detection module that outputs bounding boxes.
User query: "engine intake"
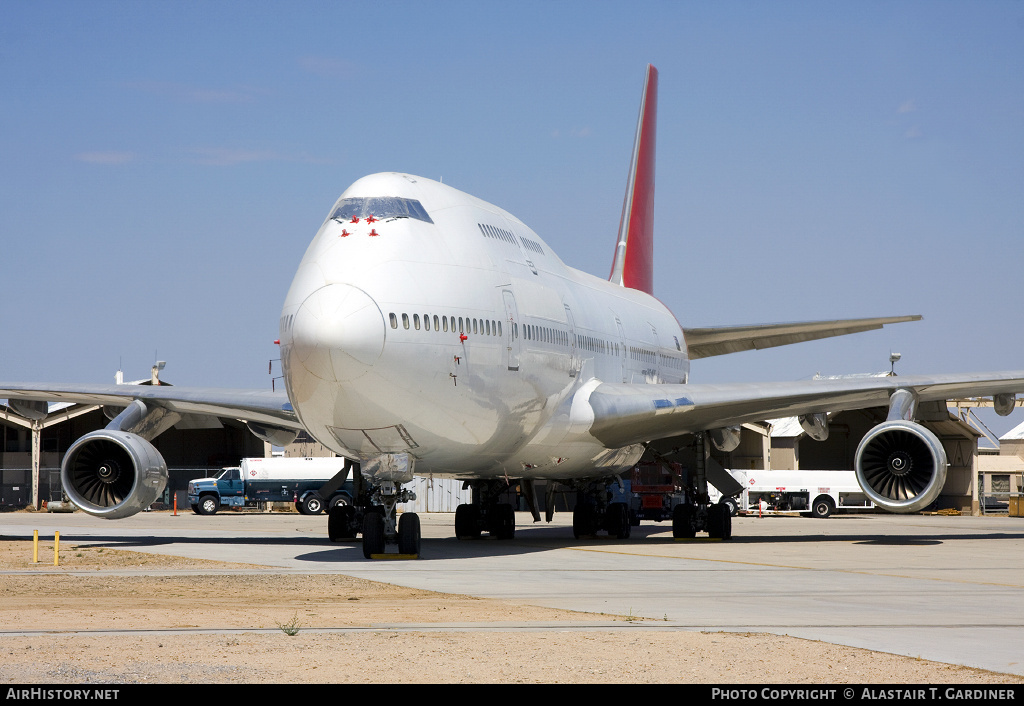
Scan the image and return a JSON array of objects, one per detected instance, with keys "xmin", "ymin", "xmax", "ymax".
[
  {"xmin": 854, "ymin": 420, "xmax": 947, "ymax": 513},
  {"xmin": 61, "ymin": 430, "xmax": 168, "ymax": 519}
]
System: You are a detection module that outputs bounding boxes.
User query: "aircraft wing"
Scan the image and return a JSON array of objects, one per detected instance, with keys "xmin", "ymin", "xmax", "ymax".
[
  {"xmin": 0, "ymin": 383, "xmax": 300, "ymax": 430},
  {"xmin": 584, "ymin": 371, "xmax": 1024, "ymax": 448},
  {"xmin": 682, "ymin": 315, "xmax": 922, "ymax": 360}
]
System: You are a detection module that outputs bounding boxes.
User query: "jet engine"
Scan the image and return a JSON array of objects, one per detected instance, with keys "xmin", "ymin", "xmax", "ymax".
[
  {"xmin": 61, "ymin": 430, "xmax": 168, "ymax": 519},
  {"xmin": 854, "ymin": 420, "xmax": 947, "ymax": 513}
]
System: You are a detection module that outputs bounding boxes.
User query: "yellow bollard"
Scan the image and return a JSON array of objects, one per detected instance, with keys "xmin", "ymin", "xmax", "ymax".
[
  {"xmin": 32, "ymin": 530, "xmax": 39, "ymax": 564},
  {"xmin": 53, "ymin": 531, "xmax": 59, "ymax": 567}
]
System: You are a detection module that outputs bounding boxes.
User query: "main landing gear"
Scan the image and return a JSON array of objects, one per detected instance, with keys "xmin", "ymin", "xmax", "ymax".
[
  {"xmin": 671, "ymin": 502, "xmax": 732, "ymax": 540},
  {"xmin": 570, "ymin": 479, "xmax": 633, "ymax": 540},
  {"xmin": 454, "ymin": 480, "xmax": 516, "ymax": 540}
]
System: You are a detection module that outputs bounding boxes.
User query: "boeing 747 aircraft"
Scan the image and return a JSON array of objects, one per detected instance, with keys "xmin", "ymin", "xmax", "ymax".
[{"xmin": 3, "ymin": 65, "xmax": 1023, "ymax": 558}]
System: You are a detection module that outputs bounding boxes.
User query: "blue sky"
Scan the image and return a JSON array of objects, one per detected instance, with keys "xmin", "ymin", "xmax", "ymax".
[{"xmin": 1, "ymin": 1, "xmax": 1022, "ymax": 432}]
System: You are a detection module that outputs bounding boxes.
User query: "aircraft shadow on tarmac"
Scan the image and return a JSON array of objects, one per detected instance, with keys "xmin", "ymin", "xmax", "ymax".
[{"xmin": 33, "ymin": 522, "xmax": 1024, "ymax": 564}]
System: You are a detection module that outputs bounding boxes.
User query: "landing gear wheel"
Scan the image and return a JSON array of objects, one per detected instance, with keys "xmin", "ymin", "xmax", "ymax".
[
  {"xmin": 362, "ymin": 511, "xmax": 386, "ymax": 558},
  {"xmin": 811, "ymin": 496, "xmax": 835, "ymax": 519},
  {"xmin": 672, "ymin": 504, "xmax": 696, "ymax": 539},
  {"xmin": 707, "ymin": 503, "xmax": 732, "ymax": 540},
  {"xmin": 197, "ymin": 495, "xmax": 219, "ymax": 516},
  {"xmin": 455, "ymin": 504, "xmax": 481, "ymax": 539},
  {"xmin": 398, "ymin": 513, "xmax": 421, "ymax": 555},
  {"xmin": 491, "ymin": 503, "xmax": 515, "ymax": 539},
  {"xmin": 572, "ymin": 503, "xmax": 596, "ymax": 539},
  {"xmin": 299, "ymin": 493, "xmax": 323, "ymax": 515},
  {"xmin": 328, "ymin": 505, "xmax": 357, "ymax": 541},
  {"xmin": 608, "ymin": 502, "xmax": 631, "ymax": 539}
]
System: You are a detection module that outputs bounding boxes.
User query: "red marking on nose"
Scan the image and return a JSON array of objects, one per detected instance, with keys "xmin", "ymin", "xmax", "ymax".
[
  {"xmin": 350, "ymin": 216, "xmax": 360, "ymax": 223},
  {"xmin": 368, "ymin": 229, "xmax": 379, "ymax": 236},
  {"xmin": 365, "ymin": 215, "xmax": 377, "ymax": 223},
  {"xmin": 460, "ymin": 334, "xmax": 468, "ymax": 342},
  {"xmin": 339, "ymin": 229, "xmax": 351, "ymax": 237}
]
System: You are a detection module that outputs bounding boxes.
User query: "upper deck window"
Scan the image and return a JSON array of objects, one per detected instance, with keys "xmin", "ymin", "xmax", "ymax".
[{"xmin": 330, "ymin": 197, "xmax": 433, "ymax": 224}]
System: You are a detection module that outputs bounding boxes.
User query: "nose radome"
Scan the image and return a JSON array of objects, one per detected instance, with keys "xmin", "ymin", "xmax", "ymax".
[{"xmin": 292, "ymin": 284, "xmax": 385, "ymax": 382}]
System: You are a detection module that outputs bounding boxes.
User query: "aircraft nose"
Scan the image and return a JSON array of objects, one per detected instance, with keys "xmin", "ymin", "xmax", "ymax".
[{"xmin": 291, "ymin": 283, "xmax": 385, "ymax": 382}]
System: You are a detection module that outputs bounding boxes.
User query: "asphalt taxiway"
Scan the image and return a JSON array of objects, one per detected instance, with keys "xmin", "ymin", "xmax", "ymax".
[{"xmin": 2, "ymin": 509, "xmax": 1022, "ymax": 675}]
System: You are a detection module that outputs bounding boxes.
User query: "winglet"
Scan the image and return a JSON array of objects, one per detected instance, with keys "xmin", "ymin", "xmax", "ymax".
[{"xmin": 609, "ymin": 64, "xmax": 658, "ymax": 295}]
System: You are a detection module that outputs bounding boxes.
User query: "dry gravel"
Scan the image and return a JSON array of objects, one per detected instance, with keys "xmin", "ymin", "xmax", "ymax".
[{"xmin": 0, "ymin": 538, "xmax": 1017, "ymax": 684}]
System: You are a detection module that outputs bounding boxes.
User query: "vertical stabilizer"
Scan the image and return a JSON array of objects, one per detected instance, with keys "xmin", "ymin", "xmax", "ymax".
[{"xmin": 609, "ymin": 64, "xmax": 658, "ymax": 295}]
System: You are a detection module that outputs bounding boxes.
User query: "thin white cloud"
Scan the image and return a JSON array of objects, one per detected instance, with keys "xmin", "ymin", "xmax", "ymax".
[
  {"xmin": 898, "ymin": 99, "xmax": 916, "ymax": 114},
  {"xmin": 75, "ymin": 151, "xmax": 136, "ymax": 164},
  {"xmin": 905, "ymin": 126, "xmax": 923, "ymax": 139}
]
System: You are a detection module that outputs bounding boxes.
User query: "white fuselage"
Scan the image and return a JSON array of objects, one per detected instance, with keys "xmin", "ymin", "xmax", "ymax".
[{"xmin": 279, "ymin": 173, "xmax": 689, "ymax": 481}]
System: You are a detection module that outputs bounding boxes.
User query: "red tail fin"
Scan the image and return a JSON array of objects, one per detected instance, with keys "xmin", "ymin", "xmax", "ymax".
[{"xmin": 609, "ymin": 64, "xmax": 658, "ymax": 295}]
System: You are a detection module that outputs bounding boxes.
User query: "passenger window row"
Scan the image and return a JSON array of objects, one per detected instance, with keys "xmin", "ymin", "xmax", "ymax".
[
  {"xmin": 525, "ymin": 323, "xmax": 568, "ymax": 347},
  {"xmin": 525, "ymin": 324, "xmax": 624, "ymax": 358},
  {"xmin": 520, "ymin": 237, "xmax": 544, "ymax": 255},
  {"xmin": 389, "ymin": 312, "xmax": 503, "ymax": 338},
  {"xmin": 478, "ymin": 223, "xmax": 545, "ymax": 257},
  {"xmin": 478, "ymin": 223, "xmax": 518, "ymax": 246},
  {"xmin": 659, "ymin": 353, "xmax": 685, "ymax": 369},
  {"xmin": 630, "ymin": 346, "xmax": 657, "ymax": 365}
]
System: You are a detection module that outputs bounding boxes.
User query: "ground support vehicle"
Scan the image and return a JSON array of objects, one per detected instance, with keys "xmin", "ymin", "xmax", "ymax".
[
  {"xmin": 710, "ymin": 469, "xmax": 875, "ymax": 518},
  {"xmin": 188, "ymin": 456, "xmax": 353, "ymax": 515},
  {"xmin": 627, "ymin": 461, "xmax": 687, "ymax": 522}
]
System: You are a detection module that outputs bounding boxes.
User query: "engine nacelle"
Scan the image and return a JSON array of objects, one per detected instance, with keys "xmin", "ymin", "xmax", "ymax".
[
  {"xmin": 854, "ymin": 420, "xmax": 947, "ymax": 513},
  {"xmin": 61, "ymin": 430, "xmax": 168, "ymax": 519},
  {"xmin": 709, "ymin": 426, "xmax": 742, "ymax": 453},
  {"xmin": 246, "ymin": 421, "xmax": 299, "ymax": 447}
]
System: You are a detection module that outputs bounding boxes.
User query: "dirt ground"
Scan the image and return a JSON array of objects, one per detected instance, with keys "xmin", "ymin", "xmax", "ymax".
[{"xmin": 0, "ymin": 538, "xmax": 1018, "ymax": 684}]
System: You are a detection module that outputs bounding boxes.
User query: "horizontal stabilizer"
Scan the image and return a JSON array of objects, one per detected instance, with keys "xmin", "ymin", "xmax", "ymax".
[{"xmin": 683, "ymin": 315, "xmax": 922, "ymax": 360}]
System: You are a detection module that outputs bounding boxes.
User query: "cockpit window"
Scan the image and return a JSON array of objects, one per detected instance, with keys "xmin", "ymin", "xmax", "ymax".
[{"xmin": 329, "ymin": 197, "xmax": 433, "ymax": 224}]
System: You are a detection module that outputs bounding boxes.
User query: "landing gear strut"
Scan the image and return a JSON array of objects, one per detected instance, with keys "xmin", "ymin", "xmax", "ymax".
[{"xmin": 670, "ymin": 431, "xmax": 732, "ymax": 540}]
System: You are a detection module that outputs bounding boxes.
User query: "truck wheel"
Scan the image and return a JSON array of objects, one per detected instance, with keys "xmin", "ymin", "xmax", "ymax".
[
  {"xmin": 720, "ymin": 497, "xmax": 739, "ymax": 517},
  {"xmin": 197, "ymin": 495, "xmax": 219, "ymax": 516},
  {"xmin": 329, "ymin": 494, "xmax": 350, "ymax": 509},
  {"xmin": 190, "ymin": 503, "xmax": 200, "ymax": 515},
  {"xmin": 811, "ymin": 495, "xmax": 835, "ymax": 519},
  {"xmin": 362, "ymin": 512, "xmax": 386, "ymax": 558},
  {"xmin": 299, "ymin": 494, "xmax": 324, "ymax": 515},
  {"xmin": 398, "ymin": 512, "xmax": 421, "ymax": 555}
]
